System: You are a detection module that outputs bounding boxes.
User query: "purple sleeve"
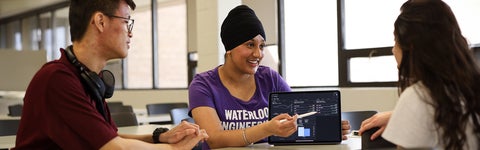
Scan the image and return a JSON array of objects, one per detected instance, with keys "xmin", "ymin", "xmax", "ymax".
[{"xmin": 188, "ymin": 73, "xmax": 216, "ymax": 111}]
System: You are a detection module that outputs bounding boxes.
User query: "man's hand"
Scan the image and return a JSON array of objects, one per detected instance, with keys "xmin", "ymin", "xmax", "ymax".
[{"xmin": 159, "ymin": 121, "xmax": 202, "ymax": 143}]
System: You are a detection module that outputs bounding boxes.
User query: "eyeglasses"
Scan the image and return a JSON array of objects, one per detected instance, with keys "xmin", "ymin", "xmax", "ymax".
[{"xmin": 105, "ymin": 14, "xmax": 135, "ymax": 33}]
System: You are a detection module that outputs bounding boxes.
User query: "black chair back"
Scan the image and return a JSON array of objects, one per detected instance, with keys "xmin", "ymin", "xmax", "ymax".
[
  {"xmin": 146, "ymin": 103, "xmax": 188, "ymax": 124},
  {"xmin": 146, "ymin": 103, "xmax": 188, "ymax": 115},
  {"xmin": 341, "ymin": 110, "xmax": 378, "ymax": 130},
  {"xmin": 107, "ymin": 101, "xmax": 124, "ymax": 107},
  {"xmin": 109, "ymin": 105, "xmax": 134, "ymax": 113},
  {"xmin": 0, "ymin": 119, "xmax": 20, "ymax": 136},
  {"xmin": 8, "ymin": 104, "xmax": 23, "ymax": 117},
  {"xmin": 111, "ymin": 112, "xmax": 138, "ymax": 127},
  {"xmin": 361, "ymin": 127, "xmax": 396, "ymax": 149}
]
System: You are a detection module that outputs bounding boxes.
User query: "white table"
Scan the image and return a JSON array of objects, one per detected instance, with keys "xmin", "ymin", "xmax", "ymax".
[
  {"xmin": 0, "ymin": 125, "xmax": 363, "ymax": 150},
  {"xmin": 118, "ymin": 125, "xmax": 363, "ymax": 150},
  {"xmin": 135, "ymin": 114, "xmax": 171, "ymax": 125},
  {"xmin": 0, "ymin": 135, "xmax": 15, "ymax": 150},
  {"xmin": 117, "ymin": 124, "xmax": 172, "ymax": 135},
  {"xmin": 132, "ymin": 108, "xmax": 172, "ymax": 125},
  {"xmin": 0, "ymin": 115, "xmax": 20, "ymax": 120},
  {"xmin": 213, "ymin": 135, "xmax": 361, "ymax": 150}
]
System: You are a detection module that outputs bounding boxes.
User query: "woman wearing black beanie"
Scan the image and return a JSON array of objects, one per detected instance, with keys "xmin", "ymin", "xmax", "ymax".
[{"xmin": 188, "ymin": 5, "xmax": 351, "ymax": 149}]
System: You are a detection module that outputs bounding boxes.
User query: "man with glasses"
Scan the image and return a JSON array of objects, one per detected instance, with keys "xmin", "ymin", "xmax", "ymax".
[
  {"xmin": 13, "ymin": 0, "xmax": 208, "ymax": 149},
  {"xmin": 104, "ymin": 14, "xmax": 135, "ymax": 34}
]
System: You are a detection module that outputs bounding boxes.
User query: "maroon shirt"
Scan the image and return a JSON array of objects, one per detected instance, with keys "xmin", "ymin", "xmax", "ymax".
[{"xmin": 13, "ymin": 48, "xmax": 118, "ymax": 150}]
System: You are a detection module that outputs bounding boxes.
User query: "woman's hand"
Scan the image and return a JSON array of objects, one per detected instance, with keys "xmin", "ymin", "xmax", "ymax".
[
  {"xmin": 358, "ymin": 111, "xmax": 392, "ymax": 140},
  {"xmin": 341, "ymin": 120, "xmax": 351, "ymax": 140},
  {"xmin": 266, "ymin": 113, "xmax": 298, "ymax": 137},
  {"xmin": 171, "ymin": 129, "xmax": 209, "ymax": 149}
]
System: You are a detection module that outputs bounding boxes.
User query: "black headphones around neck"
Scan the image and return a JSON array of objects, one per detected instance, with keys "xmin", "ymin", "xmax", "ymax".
[{"xmin": 64, "ymin": 45, "xmax": 115, "ymax": 122}]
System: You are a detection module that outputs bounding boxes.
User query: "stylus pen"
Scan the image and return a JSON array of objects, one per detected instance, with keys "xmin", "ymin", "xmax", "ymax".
[{"xmin": 279, "ymin": 111, "xmax": 317, "ymax": 123}]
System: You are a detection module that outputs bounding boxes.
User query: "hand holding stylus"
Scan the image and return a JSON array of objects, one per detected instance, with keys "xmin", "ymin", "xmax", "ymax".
[{"xmin": 279, "ymin": 111, "xmax": 317, "ymax": 123}]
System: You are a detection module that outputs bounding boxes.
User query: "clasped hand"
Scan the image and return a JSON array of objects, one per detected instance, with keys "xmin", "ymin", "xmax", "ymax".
[{"xmin": 161, "ymin": 121, "xmax": 209, "ymax": 146}]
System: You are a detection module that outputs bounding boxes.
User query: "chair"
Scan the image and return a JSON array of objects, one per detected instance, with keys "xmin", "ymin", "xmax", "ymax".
[
  {"xmin": 146, "ymin": 103, "xmax": 188, "ymax": 124},
  {"xmin": 170, "ymin": 108, "xmax": 194, "ymax": 125},
  {"xmin": 341, "ymin": 110, "xmax": 378, "ymax": 130},
  {"xmin": 8, "ymin": 104, "xmax": 23, "ymax": 117},
  {"xmin": 361, "ymin": 127, "xmax": 396, "ymax": 149},
  {"xmin": 107, "ymin": 101, "xmax": 124, "ymax": 108},
  {"xmin": 110, "ymin": 112, "xmax": 138, "ymax": 127},
  {"xmin": 169, "ymin": 108, "xmax": 199, "ymax": 150},
  {"xmin": 146, "ymin": 103, "xmax": 188, "ymax": 115},
  {"xmin": 109, "ymin": 105, "xmax": 134, "ymax": 113},
  {"xmin": 0, "ymin": 119, "xmax": 20, "ymax": 136}
]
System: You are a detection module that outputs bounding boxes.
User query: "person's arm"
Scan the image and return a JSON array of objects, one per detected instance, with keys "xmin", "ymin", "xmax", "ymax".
[
  {"xmin": 101, "ymin": 128, "xmax": 208, "ymax": 150},
  {"xmin": 191, "ymin": 106, "xmax": 297, "ymax": 148},
  {"xmin": 341, "ymin": 120, "xmax": 351, "ymax": 140},
  {"xmin": 118, "ymin": 134, "xmax": 152, "ymax": 143},
  {"xmin": 118, "ymin": 121, "xmax": 205, "ymax": 144},
  {"xmin": 357, "ymin": 111, "xmax": 392, "ymax": 140},
  {"xmin": 99, "ymin": 136, "xmax": 172, "ymax": 150}
]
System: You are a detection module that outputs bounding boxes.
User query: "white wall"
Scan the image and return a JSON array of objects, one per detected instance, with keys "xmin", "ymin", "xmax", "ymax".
[{"xmin": 0, "ymin": 50, "xmax": 46, "ymax": 91}]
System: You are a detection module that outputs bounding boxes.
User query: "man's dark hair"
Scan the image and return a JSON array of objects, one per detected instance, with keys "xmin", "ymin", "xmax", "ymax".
[{"xmin": 69, "ymin": 0, "xmax": 136, "ymax": 42}]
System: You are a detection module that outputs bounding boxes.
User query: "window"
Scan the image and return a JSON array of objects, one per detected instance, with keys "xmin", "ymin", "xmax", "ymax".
[
  {"xmin": 280, "ymin": 0, "xmax": 479, "ymax": 87},
  {"xmin": 2, "ymin": 0, "xmax": 477, "ymax": 89},
  {"xmin": 39, "ymin": 12, "xmax": 53, "ymax": 60},
  {"xmin": 21, "ymin": 16, "xmax": 40, "ymax": 51},
  {"xmin": 126, "ymin": 0, "xmax": 188, "ymax": 89},
  {"xmin": 444, "ymin": 0, "xmax": 480, "ymax": 45},
  {"xmin": 52, "ymin": 7, "xmax": 70, "ymax": 60},
  {"xmin": 156, "ymin": 0, "xmax": 187, "ymax": 88},
  {"xmin": 340, "ymin": 0, "xmax": 404, "ymax": 86},
  {"xmin": 3, "ymin": 21, "xmax": 22, "ymax": 50},
  {"xmin": 0, "ymin": 24, "xmax": 5, "ymax": 48},
  {"xmin": 126, "ymin": 0, "xmax": 153, "ymax": 88},
  {"xmin": 282, "ymin": 0, "xmax": 338, "ymax": 87}
]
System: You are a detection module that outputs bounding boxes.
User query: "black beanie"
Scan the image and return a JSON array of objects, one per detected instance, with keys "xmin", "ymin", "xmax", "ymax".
[{"xmin": 221, "ymin": 5, "xmax": 266, "ymax": 51}]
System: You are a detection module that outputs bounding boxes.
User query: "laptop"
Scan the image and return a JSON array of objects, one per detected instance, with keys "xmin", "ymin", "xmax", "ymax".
[{"xmin": 268, "ymin": 90, "xmax": 342, "ymax": 145}]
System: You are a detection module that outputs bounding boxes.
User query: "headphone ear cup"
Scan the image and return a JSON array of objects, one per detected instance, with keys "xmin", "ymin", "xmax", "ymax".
[
  {"xmin": 100, "ymin": 70, "xmax": 115, "ymax": 98},
  {"xmin": 64, "ymin": 45, "xmax": 110, "ymax": 122},
  {"xmin": 81, "ymin": 71, "xmax": 105, "ymax": 101}
]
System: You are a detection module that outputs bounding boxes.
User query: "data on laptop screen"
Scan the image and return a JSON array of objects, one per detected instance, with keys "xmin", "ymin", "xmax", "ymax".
[{"xmin": 268, "ymin": 90, "xmax": 342, "ymax": 145}]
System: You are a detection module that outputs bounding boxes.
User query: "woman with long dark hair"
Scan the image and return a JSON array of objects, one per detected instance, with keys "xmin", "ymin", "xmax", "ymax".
[{"xmin": 362, "ymin": 0, "xmax": 480, "ymax": 149}]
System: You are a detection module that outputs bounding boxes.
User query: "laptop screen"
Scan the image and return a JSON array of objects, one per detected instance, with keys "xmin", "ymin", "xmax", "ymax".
[{"xmin": 268, "ymin": 90, "xmax": 342, "ymax": 145}]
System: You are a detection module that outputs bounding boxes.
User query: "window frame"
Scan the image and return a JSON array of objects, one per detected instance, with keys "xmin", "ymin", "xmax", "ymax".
[
  {"xmin": 277, "ymin": 0, "xmax": 396, "ymax": 88},
  {"xmin": 337, "ymin": 0, "xmax": 396, "ymax": 87}
]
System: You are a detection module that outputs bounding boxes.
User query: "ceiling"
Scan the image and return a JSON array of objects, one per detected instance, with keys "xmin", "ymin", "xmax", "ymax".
[
  {"xmin": 0, "ymin": 0, "xmax": 66, "ymax": 19},
  {"xmin": 0, "ymin": 0, "xmax": 160, "ymax": 20}
]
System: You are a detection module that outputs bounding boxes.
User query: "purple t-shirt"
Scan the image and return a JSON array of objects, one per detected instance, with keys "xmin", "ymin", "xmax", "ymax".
[{"xmin": 188, "ymin": 65, "xmax": 291, "ymax": 147}]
